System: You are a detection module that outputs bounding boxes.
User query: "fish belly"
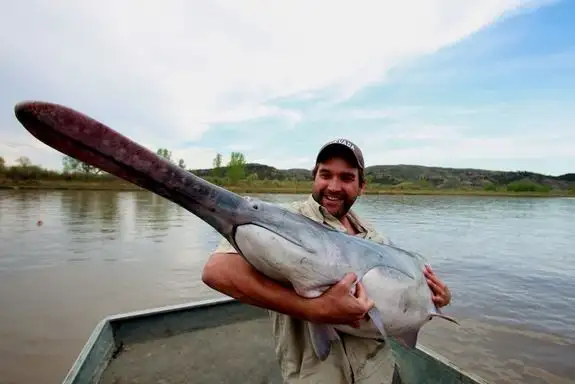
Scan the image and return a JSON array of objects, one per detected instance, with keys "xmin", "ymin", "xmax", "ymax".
[
  {"xmin": 363, "ymin": 267, "xmax": 430, "ymax": 335},
  {"xmin": 234, "ymin": 224, "xmax": 342, "ymax": 297}
]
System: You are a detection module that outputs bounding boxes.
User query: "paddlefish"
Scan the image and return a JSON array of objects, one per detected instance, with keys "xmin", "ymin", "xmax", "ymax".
[{"xmin": 14, "ymin": 100, "xmax": 458, "ymax": 360}]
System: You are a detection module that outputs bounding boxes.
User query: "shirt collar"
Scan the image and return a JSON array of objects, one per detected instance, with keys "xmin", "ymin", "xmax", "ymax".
[{"xmin": 305, "ymin": 194, "xmax": 368, "ymax": 235}]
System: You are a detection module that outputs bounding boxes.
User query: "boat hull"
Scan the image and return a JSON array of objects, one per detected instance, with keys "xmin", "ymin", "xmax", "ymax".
[{"xmin": 62, "ymin": 297, "xmax": 489, "ymax": 384}]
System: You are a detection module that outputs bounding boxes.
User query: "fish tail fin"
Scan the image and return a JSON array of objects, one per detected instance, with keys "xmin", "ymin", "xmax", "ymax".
[{"xmin": 308, "ymin": 323, "xmax": 340, "ymax": 361}]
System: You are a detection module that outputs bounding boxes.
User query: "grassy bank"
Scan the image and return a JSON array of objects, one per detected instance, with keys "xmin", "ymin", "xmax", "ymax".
[
  {"xmin": 2, "ymin": 178, "xmax": 573, "ymax": 197},
  {"xmin": 2, "ymin": 155, "xmax": 573, "ymax": 198}
]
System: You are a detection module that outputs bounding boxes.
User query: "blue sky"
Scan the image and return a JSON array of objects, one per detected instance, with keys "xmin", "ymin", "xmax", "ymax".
[{"xmin": 1, "ymin": 0, "xmax": 574, "ymax": 175}]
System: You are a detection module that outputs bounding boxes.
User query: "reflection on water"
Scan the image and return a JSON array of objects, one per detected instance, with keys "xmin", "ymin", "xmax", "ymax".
[{"xmin": 0, "ymin": 190, "xmax": 574, "ymax": 383}]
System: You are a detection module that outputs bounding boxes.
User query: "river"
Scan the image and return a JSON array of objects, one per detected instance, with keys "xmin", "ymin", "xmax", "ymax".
[{"xmin": 0, "ymin": 190, "xmax": 573, "ymax": 384}]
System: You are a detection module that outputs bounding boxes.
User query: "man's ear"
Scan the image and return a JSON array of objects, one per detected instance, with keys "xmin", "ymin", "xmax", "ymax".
[{"xmin": 359, "ymin": 180, "xmax": 367, "ymax": 195}]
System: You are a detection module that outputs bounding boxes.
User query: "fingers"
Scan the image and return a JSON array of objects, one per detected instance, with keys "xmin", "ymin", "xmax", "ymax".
[
  {"xmin": 355, "ymin": 282, "xmax": 375, "ymax": 309},
  {"xmin": 424, "ymin": 265, "xmax": 451, "ymax": 307},
  {"xmin": 423, "ymin": 265, "xmax": 435, "ymax": 280},
  {"xmin": 426, "ymin": 276, "xmax": 444, "ymax": 294},
  {"xmin": 424, "ymin": 265, "xmax": 445, "ymax": 292},
  {"xmin": 441, "ymin": 285, "xmax": 451, "ymax": 307},
  {"xmin": 354, "ymin": 279, "xmax": 365, "ymax": 298},
  {"xmin": 339, "ymin": 272, "xmax": 357, "ymax": 289},
  {"xmin": 429, "ymin": 283, "xmax": 451, "ymax": 307}
]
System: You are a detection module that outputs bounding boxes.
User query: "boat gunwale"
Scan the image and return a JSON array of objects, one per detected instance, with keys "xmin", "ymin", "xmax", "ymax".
[
  {"xmin": 61, "ymin": 296, "xmax": 490, "ymax": 384},
  {"xmin": 61, "ymin": 296, "xmax": 235, "ymax": 384},
  {"xmin": 61, "ymin": 316, "xmax": 111, "ymax": 384}
]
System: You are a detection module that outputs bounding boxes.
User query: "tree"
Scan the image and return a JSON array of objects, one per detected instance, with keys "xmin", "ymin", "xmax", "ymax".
[
  {"xmin": 16, "ymin": 156, "xmax": 31, "ymax": 167},
  {"xmin": 156, "ymin": 148, "xmax": 173, "ymax": 162},
  {"xmin": 212, "ymin": 153, "xmax": 223, "ymax": 177},
  {"xmin": 227, "ymin": 152, "xmax": 246, "ymax": 184},
  {"xmin": 0, "ymin": 156, "xmax": 5, "ymax": 172},
  {"xmin": 62, "ymin": 155, "xmax": 102, "ymax": 175},
  {"xmin": 213, "ymin": 153, "xmax": 222, "ymax": 168},
  {"xmin": 246, "ymin": 172, "xmax": 259, "ymax": 185}
]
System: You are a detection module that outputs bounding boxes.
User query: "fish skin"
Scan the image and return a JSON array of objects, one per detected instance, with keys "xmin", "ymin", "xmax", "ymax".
[
  {"xmin": 233, "ymin": 220, "xmax": 458, "ymax": 359},
  {"xmin": 14, "ymin": 100, "xmax": 459, "ymax": 361}
]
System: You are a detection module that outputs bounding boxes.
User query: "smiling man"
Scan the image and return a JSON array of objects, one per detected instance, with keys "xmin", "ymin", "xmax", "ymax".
[{"xmin": 202, "ymin": 139, "xmax": 452, "ymax": 383}]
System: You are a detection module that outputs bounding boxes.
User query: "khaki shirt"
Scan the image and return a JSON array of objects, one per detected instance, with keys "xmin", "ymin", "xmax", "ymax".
[{"xmin": 212, "ymin": 195, "xmax": 401, "ymax": 383}]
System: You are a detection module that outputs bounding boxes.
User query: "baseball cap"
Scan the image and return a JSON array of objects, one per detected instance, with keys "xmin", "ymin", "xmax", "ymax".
[{"xmin": 316, "ymin": 138, "xmax": 365, "ymax": 170}]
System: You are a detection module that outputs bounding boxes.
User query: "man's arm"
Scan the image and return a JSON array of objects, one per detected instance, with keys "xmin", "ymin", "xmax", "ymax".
[
  {"xmin": 202, "ymin": 251, "xmax": 318, "ymax": 321},
  {"xmin": 202, "ymin": 249, "xmax": 374, "ymax": 327}
]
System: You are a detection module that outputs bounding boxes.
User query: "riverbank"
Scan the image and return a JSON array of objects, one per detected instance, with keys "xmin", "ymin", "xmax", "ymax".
[{"xmin": 1, "ymin": 179, "xmax": 573, "ymax": 197}]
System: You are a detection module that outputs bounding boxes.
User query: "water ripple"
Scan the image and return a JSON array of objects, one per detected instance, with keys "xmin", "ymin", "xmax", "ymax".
[{"xmin": 0, "ymin": 190, "xmax": 573, "ymax": 383}]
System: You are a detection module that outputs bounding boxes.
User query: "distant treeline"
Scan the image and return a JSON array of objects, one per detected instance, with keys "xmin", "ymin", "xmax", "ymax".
[{"xmin": 1, "ymin": 150, "xmax": 574, "ymax": 195}]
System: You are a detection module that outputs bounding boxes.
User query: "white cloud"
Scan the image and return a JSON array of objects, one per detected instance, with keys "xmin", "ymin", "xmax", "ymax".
[
  {"xmin": 2, "ymin": 1, "xmax": 533, "ymax": 136},
  {"xmin": 225, "ymin": 143, "xmax": 256, "ymax": 152},
  {"xmin": 169, "ymin": 147, "xmax": 220, "ymax": 170},
  {"xmin": 363, "ymin": 130, "xmax": 575, "ymax": 167},
  {"xmin": 0, "ymin": 132, "xmax": 62, "ymax": 169},
  {"xmin": 359, "ymin": 123, "xmax": 466, "ymax": 143},
  {"xmin": 252, "ymin": 156, "xmax": 313, "ymax": 170},
  {"xmin": 3, "ymin": 0, "xmax": 561, "ymax": 176}
]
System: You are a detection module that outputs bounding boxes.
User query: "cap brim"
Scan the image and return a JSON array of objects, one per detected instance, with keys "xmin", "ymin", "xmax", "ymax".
[{"xmin": 316, "ymin": 143, "xmax": 363, "ymax": 169}]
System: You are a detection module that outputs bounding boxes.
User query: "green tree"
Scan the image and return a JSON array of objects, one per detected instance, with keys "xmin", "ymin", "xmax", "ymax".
[
  {"xmin": 227, "ymin": 152, "xmax": 246, "ymax": 185},
  {"xmin": 156, "ymin": 148, "xmax": 173, "ymax": 162},
  {"xmin": 246, "ymin": 172, "xmax": 259, "ymax": 185},
  {"xmin": 0, "ymin": 156, "xmax": 5, "ymax": 173},
  {"xmin": 212, "ymin": 153, "xmax": 223, "ymax": 177},
  {"xmin": 213, "ymin": 153, "xmax": 222, "ymax": 167},
  {"xmin": 16, "ymin": 156, "xmax": 31, "ymax": 167},
  {"xmin": 62, "ymin": 155, "xmax": 102, "ymax": 175}
]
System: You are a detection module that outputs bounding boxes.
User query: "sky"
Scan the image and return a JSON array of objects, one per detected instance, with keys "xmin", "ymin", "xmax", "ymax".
[{"xmin": 1, "ymin": 0, "xmax": 574, "ymax": 176}]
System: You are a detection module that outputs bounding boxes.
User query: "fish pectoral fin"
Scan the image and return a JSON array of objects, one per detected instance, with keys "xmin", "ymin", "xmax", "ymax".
[
  {"xmin": 367, "ymin": 307, "xmax": 387, "ymax": 340},
  {"xmin": 308, "ymin": 323, "xmax": 339, "ymax": 361},
  {"xmin": 429, "ymin": 311, "xmax": 460, "ymax": 325},
  {"xmin": 394, "ymin": 330, "xmax": 419, "ymax": 349}
]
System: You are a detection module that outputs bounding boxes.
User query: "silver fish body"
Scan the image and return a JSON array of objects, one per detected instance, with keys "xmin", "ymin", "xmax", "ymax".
[{"xmin": 230, "ymin": 197, "xmax": 458, "ymax": 358}]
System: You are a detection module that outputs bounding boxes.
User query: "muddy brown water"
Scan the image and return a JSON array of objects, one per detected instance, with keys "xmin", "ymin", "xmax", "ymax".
[{"xmin": 1, "ymin": 190, "xmax": 573, "ymax": 383}]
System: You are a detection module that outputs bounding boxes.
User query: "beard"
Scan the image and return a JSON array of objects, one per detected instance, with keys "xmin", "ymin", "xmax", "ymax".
[{"xmin": 312, "ymin": 189, "xmax": 357, "ymax": 219}]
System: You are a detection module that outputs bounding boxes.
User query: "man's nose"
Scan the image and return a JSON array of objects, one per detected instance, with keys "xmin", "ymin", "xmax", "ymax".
[{"xmin": 327, "ymin": 178, "xmax": 342, "ymax": 191}]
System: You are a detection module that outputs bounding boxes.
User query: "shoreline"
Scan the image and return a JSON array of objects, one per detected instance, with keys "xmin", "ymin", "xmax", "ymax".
[{"xmin": 1, "ymin": 180, "xmax": 572, "ymax": 198}]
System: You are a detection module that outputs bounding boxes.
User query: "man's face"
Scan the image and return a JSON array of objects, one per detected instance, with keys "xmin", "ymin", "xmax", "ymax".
[{"xmin": 312, "ymin": 157, "xmax": 365, "ymax": 218}]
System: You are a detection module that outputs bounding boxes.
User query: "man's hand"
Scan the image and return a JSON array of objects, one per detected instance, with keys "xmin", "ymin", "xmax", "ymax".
[
  {"xmin": 311, "ymin": 272, "xmax": 374, "ymax": 328},
  {"xmin": 424, "ymin": 265, "xmax": 451, "ymax": 307}
]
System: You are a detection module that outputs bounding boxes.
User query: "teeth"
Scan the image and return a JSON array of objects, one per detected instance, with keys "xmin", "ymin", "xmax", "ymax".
[{"xmin": 325, "ymin": 196, "xmax": 340, "ymax": 201}]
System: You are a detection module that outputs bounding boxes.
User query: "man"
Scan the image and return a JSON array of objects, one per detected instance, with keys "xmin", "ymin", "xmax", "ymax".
[{"xmin": 202, "ymin": 139, "xmax": 452, "ymax": 383}]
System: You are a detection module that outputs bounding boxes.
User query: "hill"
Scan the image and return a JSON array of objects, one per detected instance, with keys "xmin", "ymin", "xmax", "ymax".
[{"xmin": 192, "ymin": 163, "xmax": 574, "ymax": 191}]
